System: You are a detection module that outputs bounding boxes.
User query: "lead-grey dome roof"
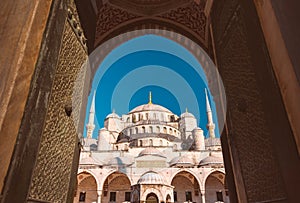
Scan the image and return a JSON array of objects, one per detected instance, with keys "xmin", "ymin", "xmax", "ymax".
[
  {"xmin": 138, "ymin": 147, "xmax": 166, "ymax": 158},
  {"xmin": 129, "ymin": 103, "xmax": 172, "ymax": 113},
  {"xmin": 199, "ymin": 154, "xmax": 223, "ymax": 166},
  {"xmin": 138, "ymin": 171, "xmax": 164, "ymax": 184}
]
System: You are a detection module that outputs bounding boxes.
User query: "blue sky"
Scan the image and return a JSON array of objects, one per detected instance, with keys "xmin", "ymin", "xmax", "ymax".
[{"xmin": 84, "ymin": 35, "xmax": 220, "ymax": 138}]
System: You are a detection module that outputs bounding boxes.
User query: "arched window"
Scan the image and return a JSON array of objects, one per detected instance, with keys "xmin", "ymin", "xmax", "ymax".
[
  {"xmin": 79, "ymin": 192, "xmax": 86, "ymax": 202},
  {"xmin": 173, "ymin": 144, "xmax": 177, "ymax": 150},
  {"xmin": 146, "ymin": 113, "xmax": 149, "ymax": 120},
  {"xmin": 163, "ymin": 127, "xmax": 167, "ymax": 134},
  {"xmin": 135, "ymin": 127, "xmax": 138, "ymax": 134},
  {"xmin": 149, "ymin": 139, "xmax": 153, "ymax": 146},
  {"xmin": 170, "ymin": 128, "xmax": 173, "ymax": 134},
  {"xmin": 130, "ymin": 129, "xmax": 133, "ymax": 135},
  {"xmin": 149, "ymin": 126, "xmax": 153, "ymax": 133},
  {"xmin": 139, "ymin": 140, "xmax": 143, "ymax": 147},
  {"xmin": 142, "ymin": 126, "xmax": 146, "ymax": 133},
  {"xmin": 156, "ymin": 126, "xmax": 160, "ymax": 133},
  {"xmin": 134, "ymin": 114, "xmax": 138, "ymax": 122},
  {"xmin": 153, "ymin": 113, "xmax": 157, "ymax": 120}
]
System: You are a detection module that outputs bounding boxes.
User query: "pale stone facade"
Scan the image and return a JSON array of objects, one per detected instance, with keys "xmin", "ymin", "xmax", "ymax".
[{"xmin": 74, "ymin": 92, "xmax": 229, "ymax": 203}]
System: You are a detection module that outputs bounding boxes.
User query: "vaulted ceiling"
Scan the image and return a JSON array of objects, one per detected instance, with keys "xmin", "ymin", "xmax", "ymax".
[{"xmin": 75, "ymin": 0, "xmax": 211, "ymax": 53}]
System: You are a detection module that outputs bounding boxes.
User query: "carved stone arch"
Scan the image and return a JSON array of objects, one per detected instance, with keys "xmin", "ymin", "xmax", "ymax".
[
  {"xmin": 101, "ymin": 171, "xmax": 132, "ymax": 202},
  {"xmin": 95, "ymin": 18, "xmax": 208, "ymax": 51},
  {"xmin": 165, "ymin": 193, "xmax": 172, "ymax": 203},
  {"xmin": 169, "ymin": 168, "xmax": 202, "ymax": 187},
  {"xmin": 141, "ymin": 188, "xmax": 163, "ymax": 202},
  {"xmin": 75, "ymin": 171, "xmax": 98, "ymax": 203},
  {"xmin": 203, "ymin": 170, "xmax": 226, "ymax": 186},
  {"xmin": 78, "ymin": 170, "xmax": 101, "ymax": 191},
  {"xmin": 171, "ymin": 170, "xmax": 202, "ymax": 202},
  {"xmin": 99, "ymin": 170, "xmax": 133, "ymax": 191},
  {"xmin": 204, "ymin": 170, "xmax": 227, "ymax": 203}
]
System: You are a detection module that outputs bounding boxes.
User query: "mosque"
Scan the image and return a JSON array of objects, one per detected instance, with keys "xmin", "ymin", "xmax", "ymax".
[{"xmin": 74, "ymin": 91, "xmax": 229, "ymax": 203}]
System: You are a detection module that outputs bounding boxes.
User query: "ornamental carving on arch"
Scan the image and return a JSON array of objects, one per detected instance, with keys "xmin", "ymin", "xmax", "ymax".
[
  {"xmin": 158, "ymin": 1, "xmax": 207, "ymax": 41},
  {"xmin": 95, "ymin": 1, "xmax": 208, "ymax": 46},
  {"xmin": 95, "ymin": 4, "xmax": 141, "ymax": 43}
]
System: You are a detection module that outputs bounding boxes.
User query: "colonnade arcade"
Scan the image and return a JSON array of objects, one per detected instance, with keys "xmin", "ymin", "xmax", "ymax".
[{"xmin": 75, "ymin": 169, "xmax": 226, "ymax": 203}]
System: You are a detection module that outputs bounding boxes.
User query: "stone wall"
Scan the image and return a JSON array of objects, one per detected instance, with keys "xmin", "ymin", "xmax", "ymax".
[
  {"xmin": 27, "ymin": 8, "xmax": 87, "ymax": 202},
  {"xmin": 211, "ymin": 0, "xmax": 300, "ymax": 202}
]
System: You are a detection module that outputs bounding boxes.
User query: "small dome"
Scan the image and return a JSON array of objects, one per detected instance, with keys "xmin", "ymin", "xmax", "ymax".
[
  {"xmin": 199, "ymin": 154, "xmax": 223, "ymax": 166},
  {"xmin": 169, "ymin": 155, "xmax": 194, "ymax": 167},
  {"xmin": 138, "ymin": 172, "xmax": 164, "ymax": 184},
  {"xmin": 129, "ymin": 103, "xmax": 172, "ymax": 114},
  {"xmin": 138, "ymin": 147, "xmax": 165, "ymax": 158},
  {"xmin": 180, "ymin": 112, "xmax": 195, "ymax": 118},
  {"xmin": 107, "ymin": 157, "xmax": 133, "ymax": 166},
  {"xmin": 106, "ymin": 112, "xmax": 120, "ymax": 119}
]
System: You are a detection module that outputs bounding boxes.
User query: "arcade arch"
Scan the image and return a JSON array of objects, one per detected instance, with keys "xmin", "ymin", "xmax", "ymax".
[
  {"xmin": 171, "ymin": 171, "xmax": 201, "ymax": 203},
  {"xmin": 146, "ymin": 193, "xmax": 159, "ymax": 203},
  {"xmin": 101, "ymin": 172, "xmax": 131, "ymax": 203},
  {"xmin": 204, "ymin": 171, "xmax": 228, "ymax": 203},
  {"xmin": 74, "ymin": 172, "xmax": 98, "ymax": 203}
]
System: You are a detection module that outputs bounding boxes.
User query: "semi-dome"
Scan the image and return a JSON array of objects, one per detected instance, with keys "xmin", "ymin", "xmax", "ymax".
[
  {"xmin": 138, "ymin": 171, "xmax": 164, "ymax": 184},
  {"xmin": 169, "ymin": 155, "xmax": 195, "ymax": 167},
  {"xmin": 129, "ymin": 103, "xmax": 172, "ymax": 114},
  {"xmin": 138, "ymin": 147, "xmax": 166, "ymax": 158},
  {"xmin": 199, "ymin": 154, "xmax": 223, "ymax": 167}
]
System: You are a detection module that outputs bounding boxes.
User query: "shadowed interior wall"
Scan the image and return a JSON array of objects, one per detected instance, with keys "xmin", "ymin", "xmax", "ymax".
[
  {"xmin": 1, "ymin": 0, "xmax": 87, "ymax": 202},
  {"xmin": 211, "ymin": 0, "xmax": 300, "ymax": 202},
  {"xmin": 0, "ymin": 0, "xmax": 54, "ymax": 197}
]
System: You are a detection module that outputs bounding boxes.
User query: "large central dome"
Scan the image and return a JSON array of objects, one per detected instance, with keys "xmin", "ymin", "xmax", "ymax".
[{"xmin": 129, "ymin": 103, "xmax": 172, "ymax": 114}]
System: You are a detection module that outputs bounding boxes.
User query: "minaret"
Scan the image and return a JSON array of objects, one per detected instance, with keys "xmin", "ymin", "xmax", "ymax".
[
  {"xmin": 205, "ymin": 88, "xmax": 215, "ymax": 138},
  {"xmin": 86, "ymin": 91, "xmax": 96, "ymax": 139},
  {"xmin": 148, "ymin": 91, "xmax": 152, "ymax": 104}
]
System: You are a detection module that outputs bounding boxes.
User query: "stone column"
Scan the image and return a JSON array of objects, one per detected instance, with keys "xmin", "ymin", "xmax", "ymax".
[
  {"xmin": 201, "ymin": 192, "xmax": 206, "ymax": 203},
  {"xmin": 97, "ymin": 190, "xmax": 102, "ymax": 203}
]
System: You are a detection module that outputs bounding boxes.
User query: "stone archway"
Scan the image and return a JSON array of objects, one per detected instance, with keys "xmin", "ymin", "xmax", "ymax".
[
  {"xmin": 74, "ymin": 172, "xmax": 98, "ymax": 203},
  {"xmin": 204, "ymin": 171, "xmax": 228, "ymax": 203},
  {"xmin": 101, "ymin": 172, "xmax": 131, "ymax": 203},
  {"xmin": 146, "ymin": 193, "xmax": 159, "ymax": 203},
  {"xmin": 2, "ymin": 1, "xmax": 300, "ymax": 203},
  {"xmin": 171, "ymin": 171, "xmax": 201, "ymax": 203},
  {"xmin": 166, "ymin": 194, "xmax": 172, "ymax": 203}
]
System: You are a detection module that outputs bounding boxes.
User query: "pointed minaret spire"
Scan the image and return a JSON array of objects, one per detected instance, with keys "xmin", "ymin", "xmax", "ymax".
[
  {"xmin": 148, "ymin": 91, "xmax": 152, "ymax": 104},
  {"xmin": 205, "ymin": 88, "xmax": 215, "ymax": 138},
  {"xmin": 205, "ymin": 88, "xmax": 212, "ymax": 112},
  {"xmin": 86, "ymin": 91, "xmax": 96, "ymax": 139}
]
